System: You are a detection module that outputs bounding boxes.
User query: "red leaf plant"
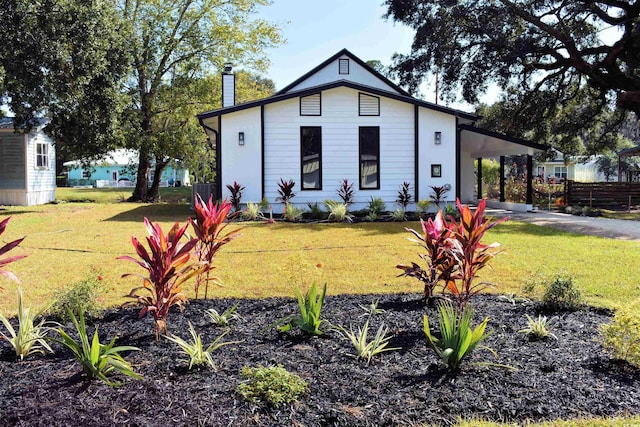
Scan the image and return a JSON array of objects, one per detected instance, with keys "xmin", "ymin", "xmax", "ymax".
[
  {"xmin": 397, "ymin": 209, "xmax": 457, "ymax": 303},
  {"xmin": 398, "ymin": 199, "xmax": 508, "ymax": 309},
  {"xmin": 0, "ymin": 216, "xmax": 27, "ymax": 289},
  {"xmin": 120, "ymin": 218, "xmax": 205, "ymax": 339},
  {"xmin": 189, "ymin": 195, "xmax": 242, "ymax": 299},
  {"xmin": 446, "ymin": 199, "xmax": 509, "ymax": 310}
]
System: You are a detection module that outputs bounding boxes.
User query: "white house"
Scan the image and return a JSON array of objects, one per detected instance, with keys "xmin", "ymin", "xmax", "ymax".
[
  {"xmin": 64, "ymin": 149, "xmax": 191, "ymax": 188},
  {"xmin": 0, "ymin": 117, "xmax": 56, "ymax": 206},
  {"xmin": 536, "ymin": 149, "xmax": 611, "ymax": 183},
  {"xmin": 197, "ymin": 49, "xmax": 547, "ymax": 212}
]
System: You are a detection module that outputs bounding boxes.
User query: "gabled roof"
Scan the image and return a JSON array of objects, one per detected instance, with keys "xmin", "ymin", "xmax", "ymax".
[
  {"xmin": 619, "ymin": 145, "xmax": 640, "ymax": 157},
  {"xmin": 198, "ymin": 79, "xmax": 477, "ymax": 121},
  {"xmin": 275, "ymin": 48, "xmax": 410, "ymax": 96},
  {"xmin": 0, "ymin": 117, "xmax": 50, "ymax": 131}
]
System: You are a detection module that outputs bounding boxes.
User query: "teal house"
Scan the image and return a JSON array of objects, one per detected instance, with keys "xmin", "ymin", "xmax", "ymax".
[{"xmin": 64, "ymin": 149, "xmax": 191, "ymax": 188}]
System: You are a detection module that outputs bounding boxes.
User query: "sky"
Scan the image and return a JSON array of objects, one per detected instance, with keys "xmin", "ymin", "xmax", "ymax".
[{"xmin": 255, "ymin": 0, "xmax": 478, "ymax": 109}]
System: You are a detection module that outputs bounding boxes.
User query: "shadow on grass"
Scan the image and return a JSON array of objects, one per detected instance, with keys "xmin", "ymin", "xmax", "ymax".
[
  {"xmin": 254, "ymin": 220, "xmax": 415, "ymax": 236},
  {"xmin": 491, "ymin": 220, "xmax": 585, "ymax": 238},
  {"xmin": 105, "ymin": 204, "xmax": 192, "ymax": 222}
]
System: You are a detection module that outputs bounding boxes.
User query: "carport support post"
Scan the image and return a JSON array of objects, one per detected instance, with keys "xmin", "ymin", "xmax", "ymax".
[
  {"xmin": 477, "ymin": 158, "xmax": 483, "ymax": 200},
  {"xmin": 526, "ymin": 154, "xmax": 533, "ymax": 205},
  {"xmin": 499, "ymin": 156, "xmax": 506, "ymax": 202}
]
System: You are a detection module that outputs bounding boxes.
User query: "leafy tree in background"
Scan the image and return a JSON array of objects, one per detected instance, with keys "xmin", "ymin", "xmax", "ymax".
[
  {"xmin": 384, "ymin": 0, "xmax": 640, "ymax": 153},
  {"xmin": 120, "ymin": 0, "xmax": 282, "ymax": 201}
]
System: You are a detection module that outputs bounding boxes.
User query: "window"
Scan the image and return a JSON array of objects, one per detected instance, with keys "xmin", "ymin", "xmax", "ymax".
[
  {"xmin": 36, "ymin": 142, "xmax": 48, "ymax": 168},
  {"xmin": 82, "ymin": 169, "xmax": 91, "ymax": 179},
  {"xmin": 359, "ymin": 126, "xmax": 380, "ymax": 189},
  {"xmin": 301, "ymin": 127, "xmax": 322, "ymax": 190},
  {"xmin": 554, "ymin": 166, "xmax": 568, "ymax": 180},
  {"xmin": 300, "ymin": 93, "xmax": 321, "ymax": 116},
  {"xmin": 359, "ymin": 93, "xmax": 380, "ymax": 116},
  {"xmin": 339, "ymin": 58, "xmax": 349, "ymax": 74}
]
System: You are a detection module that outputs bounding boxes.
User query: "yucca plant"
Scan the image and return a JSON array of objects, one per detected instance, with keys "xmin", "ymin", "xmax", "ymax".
[
  {"xmin": 519, "ymin": 314, "xmax": 557, "ymax": 340},
  {"xmin": 283, "ymin": 203, "xmax": 304, "ymax": 222},
  {"xmin": 242, "ymin": 202, "xmax": 265, "ymax": 221},
  {"xmin": 423, "ymin": 300, "xmax": 492, "ymax": 370},
  {"xmin": 54, "ymin": 308, "xmax": 142, "ymax": 386},
  {"xmin": 189, "ymin": 195, "xmax": 242, "ymax": 299},
  {"xmin": 0, "ymin": 216, "xmax": 27, "ymax": 289},
  {"xmin": 205, "ymin": 303, "xmax": 241, "ymax": 326},
  {"xmin": 165, "ymin": 321, "xmax": 240, "ymax": 370},
  {"xmin": 336, "ymin": 317, "xmax": 400, "ymax": 365},
  {"xmin": 276, "ymin": 282, "xmax": 327, "ymax": 336},
  {"xmin": 446, "ymin": 199, "xmax": 508, "ymax": 309},
  {"xmin": 0, "ymin": 287, "xmax": 55, "ymax": 360},
  {"xmin": 121, "ymin": 218, "xmax": 205, "ymax": 339},
  {"xmin": 389, "ymin": 208, "xmax": 406, "ymax": 222},
  {"xmin": 358, "ymin": 299, "xmax": 385, "ymax": 317},
  {"xmin": 397, "ymin": 210, "xmax": 457, "ymax": 302}
]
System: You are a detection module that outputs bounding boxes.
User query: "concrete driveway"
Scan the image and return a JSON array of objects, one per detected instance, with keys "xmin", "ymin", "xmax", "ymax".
[{"xmin": 495, "ymin": 210, "xmax": 640, "ymax": 241}]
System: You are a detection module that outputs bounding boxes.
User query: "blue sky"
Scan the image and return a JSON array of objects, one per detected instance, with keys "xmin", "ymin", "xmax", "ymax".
[{"xmin": 256, "ymin": 0, "xmax": 458, "ymax": 104}]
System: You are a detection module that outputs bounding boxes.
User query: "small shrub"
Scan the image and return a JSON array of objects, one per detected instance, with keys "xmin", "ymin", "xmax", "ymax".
[
  {"xmin": 306, "ymin": 202, "xmax": 326, "ymax": 220},
  {"xmin": 325, "ymin": 200, "xmax": 353, "ymax": 222},
  {"xmin": 0, "ymin": 287, "xmax": 55, "ymax": 360},
  {"xmin": 337, "ymin": 179, "xmax": 354, "ymax": 206},
  {"xmin": 396, "ymin": 181, "xmax": 412, "ymax": 209},
  {"xmin": 429, "ymin": 185, "xmax": 450, "ymax": 208},
  {"xmin": 242, "ymin": 202, "xmax": 265, "ymax": 221},
  {"xmin": 518, "ymin": 314, "xmax": 557, "ymax": 340},
  {"xmin": 258, "ymin": 197, "xmax": 270, "ymax": 211},
  {"xmin": 48, "ymin": 274, "xmax": 105, "ymax": 321},
  {"xmin": 283, "ymin": 203, "xmax": 304, "ymax": 222},
  {"xmin": 364, "ymin": 212, "xmax": 378, "ymax": 222},
  {"xmin": 540, "ymin": 274, "xmax": 584, "ymax": 311},
  {"xmin": 165, "ymin": 321, "xmax": 239, "ymax": 370},
  {"xmin": 358, "ymin": 299, "xmax": 385, "ymax": 317},
  {"xmin": 601, "ymin": 300, "xmax": 640, "ymax": 368},
  {"xmin": 276, "ymin": 179, "xmax": 296, "ymax": 204},
  {"xmin": 237, "ymin": 364, "xmax": 308, "ymax": 408},
  {"xmin": 225, "ymin": 181, "xmax": 245, "ymax": 212},
  {"xmin": 367, "ymin": 197, "xmax": 386, "ymax": 216},
  {"xmin": 54, "ymin": 308, "xmax": 142, "ymax": 387},
  {"xmin": 416, "ymin": 199, "xmax": 431, "ymax": 218}
]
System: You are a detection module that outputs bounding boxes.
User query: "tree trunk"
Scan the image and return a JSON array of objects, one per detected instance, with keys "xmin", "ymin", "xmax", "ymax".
[
  {"xmin": 147, "ymin": 160, "xmax": 168, "ymax": 202},
  {"xmin": 130, "ymin": 151, "xmax": 150, "ymax": 202}
]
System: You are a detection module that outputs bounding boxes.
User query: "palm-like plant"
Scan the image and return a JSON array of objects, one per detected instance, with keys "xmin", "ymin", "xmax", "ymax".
[
  {"xmin": 55, "ymin": 308, "xmax": 142, "ymax": 386},
  {"xmin": 0, "ymin": 216, "xmax": 27, "ymax": 288},
  {"xmin": 0, "ymin": 287, "xmax": 54, "ymax": 360},
  {"xmin": 165, "ymin": 321, "xmax": 239, "ymax": 370},
  {"xmin": 337, "ymin": 317, "xmax": 400, "ymax": 365},
  {"xmin": 121, "ymin": 218, "xmax": 205, "ymax": 339},
  {"xmin": 189, "ymin": 195, "xmax": 242, "ymax": 299},
  {"xmin": 277, "ymin": 282, "xmax": 327, "ymax": 336}
]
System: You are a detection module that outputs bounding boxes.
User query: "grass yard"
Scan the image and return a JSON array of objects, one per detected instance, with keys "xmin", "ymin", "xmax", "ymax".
[
  {"xmin": 55, "ymin": 186, "xmax": 192, "ymax": 204},
  {"xmin": 600, "ymin": 208, "xmax": 640, "ymax": 221},
  {"xmin": 0, "ymin": 200, "xmax": 639, "ymax": 315}
]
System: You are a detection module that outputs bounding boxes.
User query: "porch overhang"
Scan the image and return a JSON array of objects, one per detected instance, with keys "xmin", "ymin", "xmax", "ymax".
[{"xmin": 458, "ymin": 124, "xmax": 548, "ymax": 157}]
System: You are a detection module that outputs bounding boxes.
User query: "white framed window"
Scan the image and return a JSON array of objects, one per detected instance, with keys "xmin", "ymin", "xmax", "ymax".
[
  {"xmin": 300, "ymin": 93, "xmax": 321, "ymax": 116},
  {"xmin": 359, "ymin": 93, "xmax": 380, "ymax": 116},
  {"xmin": 36, "ymin": 142, "xmax": 49, "ymax": 169},
  {"xmin": 554, "ymin": 166, "xmax": 567, "ymax": 179},
  {"xmin": 339, "ymin": 58, "xmax": 349, "ymax": 74}
]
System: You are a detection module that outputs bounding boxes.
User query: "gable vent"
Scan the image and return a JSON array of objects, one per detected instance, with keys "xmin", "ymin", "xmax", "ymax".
[
  {"xmin": 339, "ymin": 58, "xmax": 350, "ymax": 75},
  {"xmin": 359, "ymin": 93, "xmax": 380, "ymax": 116},
  {"xmin": 300, "ymin": 93, "xmax": 321, "ymax": 116}
]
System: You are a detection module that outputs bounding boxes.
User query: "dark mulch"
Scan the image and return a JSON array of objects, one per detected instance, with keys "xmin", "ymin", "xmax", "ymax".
[{"xmin": 1, "ymin": 293, "xmax": 639, "ymax": 426}]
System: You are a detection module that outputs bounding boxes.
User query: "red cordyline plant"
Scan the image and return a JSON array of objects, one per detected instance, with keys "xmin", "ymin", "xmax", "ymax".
[
  {"xmin": 120, "ymin": 218, "xmax": 205, "ymax": 339},
  {"xmin": 0, "ymin": 217, "xmax": 27, "ymax": 289},
  {"xmin": 397, "ymin": 210, "xmax": 457, "ymax": 303},
  {"xmin": 398, "ymin": 199, "xmax": 508, "ymax": 309},
  {"xmin": 189, "ymin": 195, "xmax": 242, "ymax": 299},
  {"xmin": 446, "ymin": 199, "xmax": 508, "ymax": 309}
]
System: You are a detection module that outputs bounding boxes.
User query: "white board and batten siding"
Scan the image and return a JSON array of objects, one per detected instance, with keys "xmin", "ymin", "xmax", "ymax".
[
  {"xmin": 286, "ymin": 55, "xmax": 401, "ymax": 95},
  {"xmin": 220, "ymin": 107, "xmax": 262, "ymax": 203},
  {"xmin": 417, "ymin": 108, "xmax": 457, "ymax": 204},
  {"xmin": 263, "ymin": 86, "xmax": 415, "ymax": 211},
  {"xmin": 26, "ymin": 132, "xmax": 56, "ymax": 205}
]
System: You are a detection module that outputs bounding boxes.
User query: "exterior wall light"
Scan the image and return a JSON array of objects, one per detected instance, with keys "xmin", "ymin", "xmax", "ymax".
[
  {"xmin": 238, "ymin": 132, "xmax": 245, "ymax": 146},
  {"xmin": 434, "ymin": 131, "xmax": 442, "ymax": 145}
]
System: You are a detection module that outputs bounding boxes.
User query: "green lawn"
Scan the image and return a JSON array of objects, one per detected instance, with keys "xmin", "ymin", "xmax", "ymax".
[
  {"xmin": 601, "ymin": 208, "xmax": 640, "ymax": 221},
  {"xmin": 55, "ymin": 186, "xmax": 192, "ymax": 204}
]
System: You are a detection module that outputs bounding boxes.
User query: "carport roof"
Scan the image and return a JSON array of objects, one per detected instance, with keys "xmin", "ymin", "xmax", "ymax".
[
  {"xmin": 618, "ymin": 145, "xmax": 640, "ymax": 157},
  {"xmin": 459, "ymin": 124, "xmax": 548, "ymax": 158}
]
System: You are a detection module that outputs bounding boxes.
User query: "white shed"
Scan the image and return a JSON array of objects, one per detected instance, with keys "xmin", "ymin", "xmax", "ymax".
[{"xmin": 0, "ymin": 117, "xmax": 56, "ymax": 206}]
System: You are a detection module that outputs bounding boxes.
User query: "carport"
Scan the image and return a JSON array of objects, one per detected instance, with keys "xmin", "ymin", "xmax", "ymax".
[{"xmin": 458, "ymin": 124, "xmax": 548, "ymax": 212}]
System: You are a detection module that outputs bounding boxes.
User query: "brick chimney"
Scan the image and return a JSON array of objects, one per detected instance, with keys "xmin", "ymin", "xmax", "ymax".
[{"xmin": 222, "ymin": 63, "xmax": 235, "ymax": 107}]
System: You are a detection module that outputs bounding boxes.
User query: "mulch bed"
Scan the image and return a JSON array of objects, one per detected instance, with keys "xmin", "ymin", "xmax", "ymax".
[{"xmin": 1, "ymin": 293, "xmax": 639, "ymax": 426}]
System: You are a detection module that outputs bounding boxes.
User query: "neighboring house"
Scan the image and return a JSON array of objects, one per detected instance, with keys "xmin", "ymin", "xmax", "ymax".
[
  {"xmin": 536, "ymin": 149, "xmax": 610, "ymax": 183},
  {"xmin": 0, "ymin": 117, "xmax": 56, "ymax": 206},
  {"xmin": 197, "ymin": 49, "xmax": 547, "ymax": 212},
  {"xmin": 64, "ymin": 149, "xmax": 191, "ymax": 188}
]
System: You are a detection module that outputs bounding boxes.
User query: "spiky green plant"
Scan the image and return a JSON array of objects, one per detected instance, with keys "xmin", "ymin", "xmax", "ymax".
[
  {"xmin": 276, "ymin": 282, "xmax": 327, "ymax": 336},
  {"xmin": 165, "ymin": 321, "xmax": 239, "ymax": 370},
  {"xmin": 325, "ymin": 200, "xmax": 353, "ymax": 222},
  {"xmin": 336, "ymin": 317, "xmax": 400, "ymax": 365},
  {"xmin": 205, "ymin": 303, "xmax": 241, "ymax": 326},
  {"xmin": 519, "ymin": 314, "xmax": 557, "ymax": 340},
  {"xmin": 0, "ymin": 287, "xmax": 55, "ymax": 360}
]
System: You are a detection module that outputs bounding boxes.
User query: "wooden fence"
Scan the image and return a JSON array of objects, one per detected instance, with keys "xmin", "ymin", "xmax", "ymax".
[{"xmin": 565, "ymin": 180, "xmax": 640, "ymax": 208}]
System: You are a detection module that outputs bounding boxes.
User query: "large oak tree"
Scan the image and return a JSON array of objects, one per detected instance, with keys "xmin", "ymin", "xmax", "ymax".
[{"xmin": 384, "ymin": 0, "xmax": 640, "ymax": 150}]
